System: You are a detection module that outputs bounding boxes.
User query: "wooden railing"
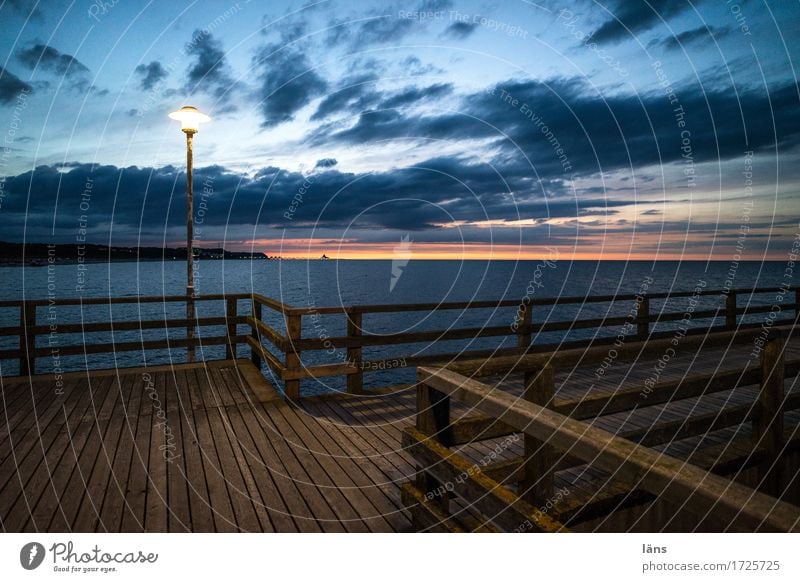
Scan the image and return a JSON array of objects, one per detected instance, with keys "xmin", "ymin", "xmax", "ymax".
[
  {"xmin": 255, "ymin": 284, "xmax": 800, "ymax": 398},
  {"xmin": 0, "ymin": 293, "xmax": 287, "ymax": 378},
  {"xmin": 400, "ymin": 327, "xmax": 800, "ymax": 531},
  {"xmin": 2, "ymin": 285, "xmax": 799, "ymax": 399}
]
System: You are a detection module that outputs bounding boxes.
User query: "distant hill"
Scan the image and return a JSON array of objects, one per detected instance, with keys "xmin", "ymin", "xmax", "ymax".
[{"xmin": 0, "ymin": 242, "xmax": 266, "ymax": 265}]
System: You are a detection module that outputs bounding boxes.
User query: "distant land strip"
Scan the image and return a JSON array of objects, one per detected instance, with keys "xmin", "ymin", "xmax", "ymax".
[{"xmin": 0, "ymin": 242, "xmax": 267, "ymax": 265}]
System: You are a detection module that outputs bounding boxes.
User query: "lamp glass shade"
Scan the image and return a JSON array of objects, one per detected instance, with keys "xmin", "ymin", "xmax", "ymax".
[{"xmin": 169, "ymin": 105, "xmax": 210, "ymax": 132}]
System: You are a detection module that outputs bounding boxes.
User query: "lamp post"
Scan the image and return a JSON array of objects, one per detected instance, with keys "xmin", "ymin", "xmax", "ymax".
[{"xmin": 169, "ymin": 105, "xmax": 210, "ymax": 362}]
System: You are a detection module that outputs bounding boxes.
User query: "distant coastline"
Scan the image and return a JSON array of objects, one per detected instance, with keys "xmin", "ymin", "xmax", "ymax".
[{"xmin": 0, "ymin": 242, "xmax": 267, "ymax": 266}]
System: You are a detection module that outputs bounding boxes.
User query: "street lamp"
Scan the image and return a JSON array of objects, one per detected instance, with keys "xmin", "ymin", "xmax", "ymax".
[{"xmin": 169, "ymin": 105, "xmax": 210, "ymax": 362}]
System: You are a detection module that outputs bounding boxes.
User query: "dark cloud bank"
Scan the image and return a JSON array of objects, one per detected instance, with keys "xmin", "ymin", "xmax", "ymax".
[{"xmin": 3, "ymin": 71, "xmax": 799, "ymax": 243}]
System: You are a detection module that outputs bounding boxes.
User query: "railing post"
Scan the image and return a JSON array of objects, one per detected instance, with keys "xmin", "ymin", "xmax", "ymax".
[
  {"xmin": 415, "ymin": 381, "xmax": 452, "ymax": 512},
  {"xmin": 284, "ymin": 313, "xmax": 302, "ymax": 400},
  {"xmin": 250, "ymin": 300, "xmax": 262, "ymax": 370},
  {"xmin": 346, "ymin": 311, "xmax": 363, "ymax": 394},
  {"xmin": 21, "ymin": 303, "xmax": 36, "ymax": 376},
  {"xmin": 517, "ymin": 304, "xmax": 532, "ymax": 349},
  {"xmin": 225, "ymin": 297, "xmax": 237, "ymax": 360},
  {"xmin": 755, "ymin": 333, "xmax": 784, "ymax": 496},
  {"xmin": 522, "ymin": 365, "xmax": 555, "ymax": 507},
  {"xmin": 636, "ymin": 297, "xmax": 650, "ymax": 338},
  {"xmin": 795, "ymin": 288, "xmax": 800, "ymax": 322},
  {"xmin": 726, "ymin": 292, "xmax": 737, "ymax": 330},
  {"xmin": 186, "ymin": 295, "xmax": 196, "ymax": 363}
]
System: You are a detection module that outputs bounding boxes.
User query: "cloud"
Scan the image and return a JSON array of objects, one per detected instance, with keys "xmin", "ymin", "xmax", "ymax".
[
  {"xmin": 650, "ymin": 25, "xmax": 731, "ymax": 51},
  {"xmin": 310, "ymin": 72, "xmax": 381, "ymax": 121},
  {"xmin": 16, "ymin": 43, "xmax": 89, "ymax": 76},
  {"xmin": 261, "ymin": 9, "xmax": 311, "ymax": 45},
  {"xmin": 442, "ymin": 21, "xmax": 478, "ymax": 39},
  {"xmin": 379, "ymin": 83, "xmax": 453, "ymax": 109},
  {"xmin": 14, "ymin": 43, "xmax": 106, "ymax": 95},
  {"xmin": 327, "ymin": 1, "xmax": 454, "ymax": 49},
  {"xmin": 253, "ymin": 42, "xmax": 328, "ymax": 127},
  {"xmin": 400, "ymin": 55, "xmax": 444, "ymax": 76},
  {"xmin": 134, "ymin": 61, "xmax": 168, "ymax": 90},
  {"xmin": 4, "ymin": 0, "xmax": 43, "ymax": 19},
  {"xmin": 354, "ymin": 16, "xmax": 416, "ymax": 46},
  {"xmin": 586, "ymin": 0, "xmax": 709, "ymax": 45},
  {"xmin": 420, "ymin": 0, "xmax": 453, "ymax": 9},
  {"xmin": 184, "ymin": 31, "xmax": 237, "ymax": 100},
  {"xmin": 5, "ymin": 155, "xmax": 792, "ymax": 257},
  {"xmin": 310, "ymin": 80, "xmax": 452, "ymax": 123},
  {"xmin": 326, "ymin": 15, "xmax": 414, "ymax": 49},
  {"xmin": 314, "ymin": 158, "xmax": 338, "ymax": 169},
  {"xmin": 312, "ymin": 76, "xmax": 800, "ymax": 181},
  {"xmin": 0, "ymin": 158, "xmax": 637, "ymax": 244},
  {"xmin": 0, "ymin": 67, "xmax": 33, "ymax": 104}
]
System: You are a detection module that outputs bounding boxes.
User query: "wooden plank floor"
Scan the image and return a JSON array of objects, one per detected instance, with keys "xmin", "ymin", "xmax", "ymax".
[
  {"xmin": 0, "ymin": 360, "xmax": 411, "ymax": 532},
  {"xmin": 2, "ymin": 333, "xmax": 799, "ymax": 532}
]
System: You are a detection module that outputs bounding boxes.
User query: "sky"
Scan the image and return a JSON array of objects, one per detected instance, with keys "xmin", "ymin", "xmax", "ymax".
[{"xmin": 0, "ymin": 0, "xmax": 799, "ymax": 260}]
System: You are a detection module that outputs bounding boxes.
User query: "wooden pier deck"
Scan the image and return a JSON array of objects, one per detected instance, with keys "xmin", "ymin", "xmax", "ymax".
[
  {"xmin": 2, "ymin": 332, "xmax": 800, "ymax": 532},
  {"xmin": 0, "ymin": 360, "xmax": 413, "ymax": 532}
]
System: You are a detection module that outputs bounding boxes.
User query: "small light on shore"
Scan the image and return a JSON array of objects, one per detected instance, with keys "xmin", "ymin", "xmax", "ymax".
[{"xmin": 169, "ymin": 105, "xmax": 210, "ymax": 133}]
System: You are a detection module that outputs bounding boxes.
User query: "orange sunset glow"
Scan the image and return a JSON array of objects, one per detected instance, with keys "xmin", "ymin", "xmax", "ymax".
[{"xmin": 246, "ymin": 236, "xmax": 783, "ymax": 261}]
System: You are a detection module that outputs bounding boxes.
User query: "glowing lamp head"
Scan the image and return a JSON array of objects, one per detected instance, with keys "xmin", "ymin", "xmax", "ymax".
[{"xmin": 169, "ymin": 105, "xmax": 210, "ymax": 133}]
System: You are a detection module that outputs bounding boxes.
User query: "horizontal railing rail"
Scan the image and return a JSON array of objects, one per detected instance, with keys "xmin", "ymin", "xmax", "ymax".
[
  {"xmin": 406, "ymin": 333, "xmax": 800, "ymax": 531},
  {"xmin": 281, "ymin": 286, "xmax": 800, "ymax": 315},
  {"xmin": 443, "ymin": 323, "xmax": 792, "ymax": 377}
]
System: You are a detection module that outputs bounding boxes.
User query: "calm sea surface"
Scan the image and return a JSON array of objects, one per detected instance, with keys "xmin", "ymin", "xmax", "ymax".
[{"xmin": 0, "ymin": 259, "xmax": 793, "ymax": 393}]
